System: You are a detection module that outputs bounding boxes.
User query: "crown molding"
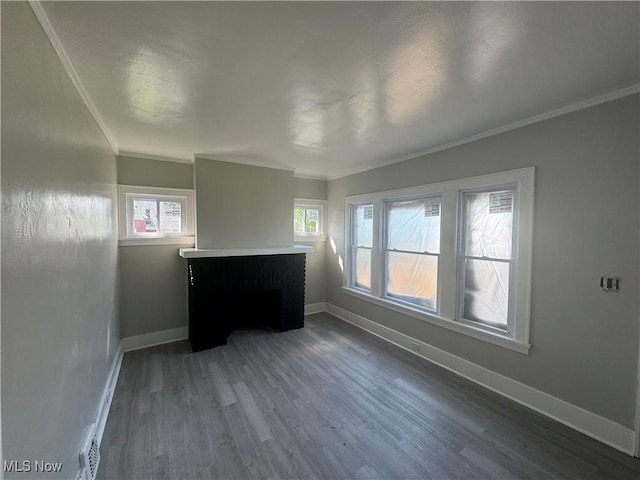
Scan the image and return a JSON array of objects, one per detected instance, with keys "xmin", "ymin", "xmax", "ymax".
[
  {"xmin": 29, "ymin": 1, "xmax": 119, "ymax": 155},
  {"xmin": 118, "ymin": 151, "xmax": 194, "ymax": 165},
  {"xmin": 194, "ymin": 154, "xmax": 295, "ymax": 172},
  {"xmin": 293, "ymin": 172, "xmax": 329, "ymax": 181},
  {"xmin": 328, "ymin": 84, "xmax": 640, "ymax": 181}
]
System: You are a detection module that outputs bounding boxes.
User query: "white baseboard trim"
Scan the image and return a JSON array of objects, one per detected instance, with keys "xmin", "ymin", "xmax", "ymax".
[
  {"xmin": 96, "ymin": 346, "xmax": 124, "ymax": 444},
  {"xmin": 325, "ymin": 303, "xmax": 636, "ymax": 456},
  {"xmin": 77, "ymin": 345, "xmax": 125, "ymax": 480},
  {"xmin": 305, "ymin": 302, "xmax": 327, "ymax": 315},
  {"xmin": 121, "ymin": 327, "xmax": 188, "ymax": 352}
]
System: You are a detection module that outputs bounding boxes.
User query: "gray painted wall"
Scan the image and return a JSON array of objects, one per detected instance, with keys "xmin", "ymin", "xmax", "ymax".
[
  {"xmin": 117, "ymin": 164, "xmax": 327, "ymax": 338},
  {"xmin": 117, "ymin": 155, "xmax": 194, "ymax": 189},
  {"xmin": 294, "ymin": 178, "xmax": 328, "ymax": 305},
  {"xmin": 117, "ymin": 157, "xmax": 192, "ymax": 338},
  {"xmin": 119, "ymin": 245, "xmax": 189, "ymax": 338},
  {"xmin": 295, "ymin": 177, "xmax": 327, "ymax": 200},
  {"xmin": 195, "ymin": 159, "xmax": 294, "ymax": 249},
  {"xmin": 326, "ymin": 95, "xmax": 639, "ymax": 428},
  {"xmin": 2, "ymin": 3, "xmax": 119, "ymax": 477}
]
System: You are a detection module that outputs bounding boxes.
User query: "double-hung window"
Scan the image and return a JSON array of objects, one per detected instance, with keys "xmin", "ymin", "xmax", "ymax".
[
  {"xmin": 343, "ymin": 168, "xmax": 534, "ymax": 353},
  {"xmin": 350, "ymin": 204, "xmax": 374, "ymax": 291},
  {"xmin": 384, "ymin": 197, "xmax": 441, "ymax": 311},
  {"xmin": 458, "ymin": 188, "xmax": 515, "ymax": 332}
]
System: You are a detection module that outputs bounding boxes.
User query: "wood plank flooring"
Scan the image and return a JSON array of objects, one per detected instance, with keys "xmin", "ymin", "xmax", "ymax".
[{"xmin": 98, "ymin": 312, "xmax": 640, "ymax": 479}]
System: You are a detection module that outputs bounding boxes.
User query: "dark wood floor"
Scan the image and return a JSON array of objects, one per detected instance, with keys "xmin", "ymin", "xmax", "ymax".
[{"xmin": 98, "ymin": 312, "xmax": 640, "ymax": 479}]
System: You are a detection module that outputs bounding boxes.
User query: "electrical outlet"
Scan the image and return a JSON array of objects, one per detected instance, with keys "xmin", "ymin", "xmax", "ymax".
[{"xmin": 600, "ymin": 276, "xmax": 621, "ymax": 292}]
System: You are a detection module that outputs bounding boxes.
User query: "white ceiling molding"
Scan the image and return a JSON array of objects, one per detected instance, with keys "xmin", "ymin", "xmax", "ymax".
[
  {"xmin": 327, "ymin": 84, "xmax": 640, "ymax": 181},
  {"xmin": 195, "ymin": 154, "xmax": 295, "ymax": 173},
  {"xmin": 28, "ymin": 1, "xmax": 119, "ymax": 155},
  {"xmin": 293, "ymin": 173, "xmax": 330, "ymax": 181},
  {"xmin": 118, "ymin": 151, "xmax": 194, "ymax": 165}
]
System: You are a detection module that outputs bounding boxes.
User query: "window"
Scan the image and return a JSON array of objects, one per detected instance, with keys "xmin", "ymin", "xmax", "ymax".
[
  {"xmin": 385, "ymin": 197, "xmax": 441, "ymax": 311},
  {"xmin": 343, "ymin": 168, "xmax": 534, "ymax": 353},
  {"xmin": 458, "ymin": 189, "xmax": 515, "ymax": 332},
  {"xmin": 350, "ymin": 204, "xmax": 374, "ymax": 290},
  {"xmin": 118, "ymin": 185, "xmax": 195, "ymax": 246},
  {"xmin": 131, "ymin": 197, "xmax": 183, "ymax": 235},
  {"xmin": 294, "ymin": 198, "xmax": 327, "ymax": 241}
]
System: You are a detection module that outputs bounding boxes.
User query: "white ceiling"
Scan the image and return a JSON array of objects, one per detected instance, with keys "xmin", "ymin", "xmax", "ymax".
[{"xmin": 39, "ymin": 1, "xmax": 639, "ymax": 179}]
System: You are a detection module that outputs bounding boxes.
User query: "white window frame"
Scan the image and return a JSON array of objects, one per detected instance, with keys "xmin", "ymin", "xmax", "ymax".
[
  {"xmin": 349, "ymin": 203, "xmax": 375, "ymax": 292},
  {"xmin": 383, "ymin": 195, "xmax": 442, "ymax": 314},
  {"xmin": 343, "ymin": 167, "xmax": 534, "ymax": 354},
  {"xmin": 118, "ymin": 185, "xmax": 195, "ymax": 247},
  {"xmin": 294, "ymin": 198, "xmax": 327, "ymax": 241},
  {"xmin": 456, "ymin": 186, "xmax": 517, "ymax": 335}
]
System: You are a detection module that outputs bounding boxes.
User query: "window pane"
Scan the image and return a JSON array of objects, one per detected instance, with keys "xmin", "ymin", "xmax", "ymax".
[
  {"xmin": 354, "ymin": 247, "xmax": 371, "ymax": 290},
  {"xmin": 387, "ymin": 198, "xmax": 440, "ymax": 253},
  {"xmin": 133, "ymin": 199, "xmax": 158, "ymax": 233},
  {"xmin": 294, "ymin": 207, "xmax": 304, "ymax": 233},
  {"xmin": 305, "ymin": 208, "xmax": 319, "ymax": 233},
  {"xmin": 353, "ymin": 204, "xmax": 373, "ymax": 247},
  {"xmin": 462, "ymin": 258, "xmax": 509, "ymax": 329},
  {"xmin": 387, "ymin": 251, "xmax": 438, "ymax": 310},
  {"xmin": 464, "ymin": 190, "xmax": 514, "ymax": 259},
  {"xmin": 159, "ymin": 201, "xmax": 182, "ymax": 233}
]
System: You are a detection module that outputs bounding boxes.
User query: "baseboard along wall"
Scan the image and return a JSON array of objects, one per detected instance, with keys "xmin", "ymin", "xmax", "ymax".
[
  {"xmin": 120, "ymin": 327, "xmax": 189, "ymax": 352},
  {"xmin": 96, "ymin": 348, "xmax": 124, "ymax": 442},
  {"xmin": 304, "ymin": 302, "xmax": 327, "ymax": 315},
  {"xmin": 77, "ymin": 346, "xmax": 124, "ymax": 480}
]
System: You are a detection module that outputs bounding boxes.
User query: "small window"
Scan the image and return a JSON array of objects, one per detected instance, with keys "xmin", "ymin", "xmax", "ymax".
[
  {"xmin": 294, "ymin": 198, "xmax": 327, "ymax": 241},
  {"xmin": 131, "ymin": 197, "xmax": 183, "ymax": 235},
  {"xmin": 294, "ymin": 206, "xmax": 320, "ymax": 234},
  {"xmin": 118, "ymin": 185, "xmax": 194, "ymax": 246}
]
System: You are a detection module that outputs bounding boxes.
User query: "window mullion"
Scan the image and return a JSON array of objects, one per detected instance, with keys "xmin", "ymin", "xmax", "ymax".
[
  {"xmin": 370, "ymin": 200, "xmax": 383, "ymax": 298},
  {"xmin": 126, "ymin": 194, "xmax": 134, "ymax": 237},
  {"xmin": 156, "ymin": 200, "xmax": 162, "ymax": 233},
  {"xmin": 439, "ymin": 189, "xmax": 457, "ymax": 320},
  {"xmin": 348, "ymin": 204, "xmax": 355, "ymax": 288}
]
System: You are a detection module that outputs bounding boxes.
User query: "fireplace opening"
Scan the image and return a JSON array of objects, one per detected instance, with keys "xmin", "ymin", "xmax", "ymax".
[{"xmin": 228, "ymin": 289, "xmax": 281, "ymax": 330}]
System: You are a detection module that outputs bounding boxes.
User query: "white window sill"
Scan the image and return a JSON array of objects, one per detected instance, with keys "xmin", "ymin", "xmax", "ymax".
[
  {"xmin": 119, "ymin": 236, "xmax": 196, "ymax": 247},
  {"xmin": 295, "ymin": 234, "xmax": 327, "ymax": 242},
  {"xmin": 341, "ymin": 287, "xmax": 530, "ymax": 354}
]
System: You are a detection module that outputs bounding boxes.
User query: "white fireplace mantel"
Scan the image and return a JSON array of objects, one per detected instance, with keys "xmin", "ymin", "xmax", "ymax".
[{"xmin": 179, "ymin": 245, "xmax": 314, "ymax": 259}]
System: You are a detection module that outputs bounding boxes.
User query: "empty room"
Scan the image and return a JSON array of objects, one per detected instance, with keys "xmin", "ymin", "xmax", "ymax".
[{"xmin": 2, "ymin": 1, "xmax": 640, "ymax": 479}]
